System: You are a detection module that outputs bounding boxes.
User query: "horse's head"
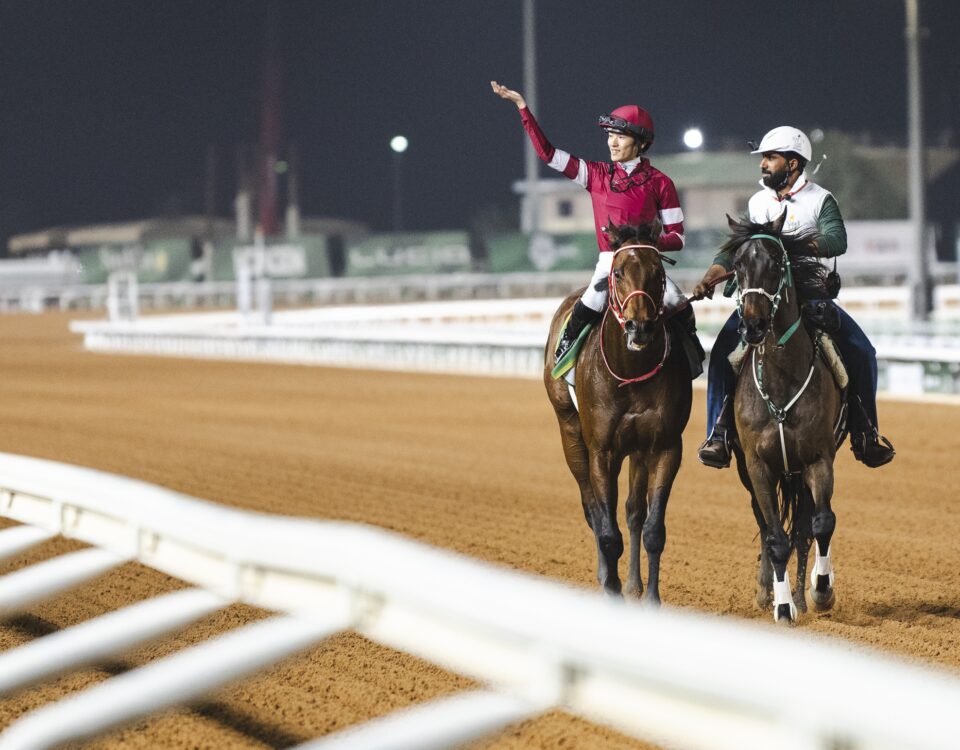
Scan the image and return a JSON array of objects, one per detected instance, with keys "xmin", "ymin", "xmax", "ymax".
[
  {"xmin": 604, "ymin": 220, "xmax": 666, "ymax": 351},
  {"xmin": 728, "ymin": 212, "xmax": 788, "ymax": 345}
]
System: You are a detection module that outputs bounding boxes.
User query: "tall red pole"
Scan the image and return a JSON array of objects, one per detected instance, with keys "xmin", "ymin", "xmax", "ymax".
[{"xmin": 256, "ymin": 6, "xmax": 283, "ymax": 238}]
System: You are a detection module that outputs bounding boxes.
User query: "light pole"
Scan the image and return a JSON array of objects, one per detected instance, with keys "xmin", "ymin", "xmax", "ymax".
[
  {"xmin": 390, "ymin": 135, "xmax": 409, "ymax": 233},
  {"xmin": 905, "ymin": 0, "xmax": 931, "ymax": 320}
]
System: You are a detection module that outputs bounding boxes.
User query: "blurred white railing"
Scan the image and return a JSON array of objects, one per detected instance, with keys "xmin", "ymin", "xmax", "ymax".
[{"xmin": 1, "ymin": 451, "xmax": 960, "ymax": 749}]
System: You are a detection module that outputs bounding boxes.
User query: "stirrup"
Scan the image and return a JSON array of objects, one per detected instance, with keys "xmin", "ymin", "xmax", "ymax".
[
  {"xmin": 851, "ymin": 430, "xmax": 895, "ymax": 468},
  {"xmin": 698, "ymin": 432, "xmax": 731, "ymax": 469}
]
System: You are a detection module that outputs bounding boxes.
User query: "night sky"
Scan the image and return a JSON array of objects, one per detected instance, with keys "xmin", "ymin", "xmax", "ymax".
[{"xmin": 1, "ymin": 1, "xmax": 957, "ymax": 248}]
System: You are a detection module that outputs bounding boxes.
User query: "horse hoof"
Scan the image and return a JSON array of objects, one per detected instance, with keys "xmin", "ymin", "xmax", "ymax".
[
  {"xmin": 811, "ymin": 586, "xmax": 836, "ymax": 612},
  {"xmin": 640, "ymin": 592, "xmax": 661, "ymax": 608},
  {"xmin": 793, "ymin": 594, "xmax": 808, "ymax": 614},
  {"xmin": 623, "ymin": 582, "xmax": 643, "ymax": 600},
  {"xmin": 756, "ymin": 589, "xmax": 773, "ymax": 610},
  {"xmin": 774, "ymin": 603, "xmax": 797, "ymax": 626}
]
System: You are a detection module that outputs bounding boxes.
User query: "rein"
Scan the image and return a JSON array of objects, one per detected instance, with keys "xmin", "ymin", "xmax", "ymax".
[{"xmin": 601, "ymin": 243, "xmax": 670, "ymax": 387}]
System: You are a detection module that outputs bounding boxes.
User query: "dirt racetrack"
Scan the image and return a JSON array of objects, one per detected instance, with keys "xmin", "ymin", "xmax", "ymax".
[{"xmin": 1, "ymin": 310, "xmax": 959, "ymax": 749}]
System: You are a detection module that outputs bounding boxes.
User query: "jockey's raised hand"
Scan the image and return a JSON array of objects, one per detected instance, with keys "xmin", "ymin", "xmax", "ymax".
[{"xmin": 490, "ymin": 81, "xmax": 526, "ymax": 109}]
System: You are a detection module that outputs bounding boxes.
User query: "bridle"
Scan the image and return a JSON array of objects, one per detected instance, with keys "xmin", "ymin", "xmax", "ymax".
[
  {"xmin": 601, "ymin": 243, "xmax": 671, "ymax": 387},
  {"xmin": 735, "ymin": 233, "xmax": 802, "ymax": 348},
  {"xmin": 736, "ymin": 233, "xmax": 816, "ymax": 473}
]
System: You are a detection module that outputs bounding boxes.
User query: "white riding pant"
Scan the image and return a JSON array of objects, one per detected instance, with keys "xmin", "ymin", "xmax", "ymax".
[{"xmin": 580, "ymin": 251, "xmax": 686, "ymax": 313}]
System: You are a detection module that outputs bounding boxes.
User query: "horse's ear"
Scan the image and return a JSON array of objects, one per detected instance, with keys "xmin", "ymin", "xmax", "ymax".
[
  {"xmin": 726, "ymin": 214, "xmax": 741, "ymax": 231},
  {"xmin": 770, "ymin": 207, "xmax": 787, "ymax": 235},
  {"xmin": 649, "ymin": 218, "xmax": 662, "ymax": 241},
  {"xmin": 603, "ymin": 216, "xmax": 619, "ymax": 242}
]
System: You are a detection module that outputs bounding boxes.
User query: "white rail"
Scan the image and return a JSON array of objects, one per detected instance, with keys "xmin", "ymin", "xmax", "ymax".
[
  {"xmin": 71, "ymin": 297, "xmax": 960, "ymax": 397},
  {"xmin": 1, "ymin": 451, "xmax": 959, "ymax": 749}
]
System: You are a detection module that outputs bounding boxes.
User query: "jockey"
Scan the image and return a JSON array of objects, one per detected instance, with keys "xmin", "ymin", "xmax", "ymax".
[
  {"xmin": 693, "ymin": 126, "xmax": 896, "ymax": 469},
  {"xmin": 490, "ymin": 81, "xmax": 699, "ymax": 372}
]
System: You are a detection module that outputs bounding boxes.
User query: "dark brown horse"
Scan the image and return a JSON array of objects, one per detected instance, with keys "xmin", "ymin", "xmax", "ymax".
[
  {"xmin": 723, "ymin": 214, "xmax": 843, "ymax": 624},
  {"xmin": 544, "ymin": 222, "xmax": 691, "ymax": 601}
]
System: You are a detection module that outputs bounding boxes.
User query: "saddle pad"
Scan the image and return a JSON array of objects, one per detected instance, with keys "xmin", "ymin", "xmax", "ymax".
[
  {"xmin": 818, "ymin": 332, "xmax": 849, "ymax": 390},
  {"xmin": 550, "ymin": 320, "xmax": 594, "ymax": 380}
]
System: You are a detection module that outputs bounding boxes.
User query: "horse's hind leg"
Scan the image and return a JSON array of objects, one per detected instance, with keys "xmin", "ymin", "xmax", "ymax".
[
  {"xmin": 624, "ymin": 455, "xmax": 649, "ymax": 600},
  {"xmin": 804, "ymin": 458, "xmax": 837, "ymax": 611}
]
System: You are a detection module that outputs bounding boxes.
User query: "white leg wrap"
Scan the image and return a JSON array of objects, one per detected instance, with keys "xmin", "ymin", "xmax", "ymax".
[
  {"xmin": 772, "ymin": 572, "xmax": 797, "ymax": 622},
  {"xmin": 810, "ymin": 540, "xmax": 835, "ymax": 587},
  {"xmin": 580, "ymin": 252, "xmax": 614, "ymax": 312}
]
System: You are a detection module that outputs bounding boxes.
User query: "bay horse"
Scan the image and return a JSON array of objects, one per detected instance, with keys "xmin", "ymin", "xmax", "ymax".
[
  {"xmin": 544, "ymin": 221, "xmax": 691, "ymax": 602},
  {"xmin": 723, "ymin": 213, "xmax": 844, "ymax": 624}
]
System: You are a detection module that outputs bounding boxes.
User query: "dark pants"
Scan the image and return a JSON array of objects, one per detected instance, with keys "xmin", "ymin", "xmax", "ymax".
[{"xmin": 705, "ymin": 303, "xmax": 879, "ymax": 437}]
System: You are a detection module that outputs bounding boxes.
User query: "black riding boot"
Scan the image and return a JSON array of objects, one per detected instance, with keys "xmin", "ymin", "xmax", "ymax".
[
  {"xmin": 849, "ymin": 397, "xmax": 895, "ymax": 467},
  {"xmin": 668, "ymin": 304, "xmax": 705, "ymax": 379},
  {"xmin": 555, "ymin": 300, "xmax": 602, "ymax": 363},
  {"xmin": 698, "ymin": 396, "xmax": 734, "ymax": 469}
]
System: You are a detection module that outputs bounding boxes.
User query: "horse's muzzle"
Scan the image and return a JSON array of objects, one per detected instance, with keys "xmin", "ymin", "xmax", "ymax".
[
  {"xmin": 742, "ymin": 317, "xmax": 767, "ymax": 345},
  {"xmin": 624, "ymin": 319, "xmax": 657, "ymax": 350}
]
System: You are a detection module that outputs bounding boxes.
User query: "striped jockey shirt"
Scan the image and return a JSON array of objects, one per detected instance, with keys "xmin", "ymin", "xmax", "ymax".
[{"xmin": 519, "ymin": 107, "xmax": 685, "ymax": 253}]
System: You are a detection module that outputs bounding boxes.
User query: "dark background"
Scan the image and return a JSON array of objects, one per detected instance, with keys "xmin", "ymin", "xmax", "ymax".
[{"xmin": 1, "ymin": 0, "xmax": 957, "ymax": 246}]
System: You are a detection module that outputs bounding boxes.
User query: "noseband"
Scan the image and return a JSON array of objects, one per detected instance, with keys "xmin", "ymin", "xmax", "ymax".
[{"xmin": 601, "ymin": 243, "xmax": 671, "ymax": 387}]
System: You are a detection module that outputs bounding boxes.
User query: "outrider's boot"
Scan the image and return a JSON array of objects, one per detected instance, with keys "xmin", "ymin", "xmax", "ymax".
[
  {"xmin": 698, "ymin": 396, "xmax": 734, "ymax": 469},
  {"xmin": 849, "ymin": 396, "xmax": 896, "ymax": 468},
  {"xmin": 555, "ymin": 300, "xmax": 602, "ymax": 363},
  {"xmin": 850, "ymin": 430, "xmax": 896, "ymax": 467}
]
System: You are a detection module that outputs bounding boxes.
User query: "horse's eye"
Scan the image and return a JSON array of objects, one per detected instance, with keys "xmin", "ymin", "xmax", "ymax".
[{"xmin": 613, "ymin": 269, "xmax": 623, "ymax": 280}]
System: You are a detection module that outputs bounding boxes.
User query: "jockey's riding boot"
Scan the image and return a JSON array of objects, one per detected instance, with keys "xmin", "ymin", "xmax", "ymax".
[
  {"xmin": 669, "ymin": 304, "xmax": 705, "ymax": 379},
  {"xmin": 555, "ymin": 300, "xmax": 601, "ymax": 363},
  {"xmin": 698, "ymin": 397, "xmax": 733, "ymax": 469},
  {"xmin": 850, "ymin": 430, "xmax": 896, "ymax": 468}
]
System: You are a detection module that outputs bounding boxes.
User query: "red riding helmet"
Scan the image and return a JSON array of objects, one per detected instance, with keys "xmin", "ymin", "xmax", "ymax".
[{"xmin": 598, "ymin": 105, "xmax": 655, "ymax": 150}]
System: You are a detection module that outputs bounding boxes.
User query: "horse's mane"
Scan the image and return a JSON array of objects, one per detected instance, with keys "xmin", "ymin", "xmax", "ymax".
[{"xmin": 718, "ymin": 218, "xmax": 829, "ymax": 300}]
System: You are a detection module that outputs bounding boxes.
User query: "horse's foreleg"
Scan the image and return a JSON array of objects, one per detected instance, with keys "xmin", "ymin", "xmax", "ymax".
[
  {"xmin": 624, "ymin": 456, "xmax": 649, "ymax": 600},
  {"xmin": 791, "ymin": 486, "xmax": 814, "ymax": 615},
  {"xmin": 737, "ymin": 454, "xmax": 773, "ymax": 609},
  {"xmin": 746, "ymin": 463, "xmax": 796, "ymax": 624},
  {"xmin": 639, "ymin": 445, "xmax": 682, "ymax": 606},
  {"xmin": 751, "ymin": 497, "xmax": 774, "ymax": 609},
  {"xmin": 803, "ymin": 458, "xmax": 837, "ymax": 611},
  {"xmin": 588, "ymin": 449, "xmax": 623, "ymax": 597}
]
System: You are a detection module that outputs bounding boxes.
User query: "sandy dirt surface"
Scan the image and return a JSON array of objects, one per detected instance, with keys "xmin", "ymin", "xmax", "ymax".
[{"xmin": 0, "ymin": 311, "xmax": 958, "ymax": 749}]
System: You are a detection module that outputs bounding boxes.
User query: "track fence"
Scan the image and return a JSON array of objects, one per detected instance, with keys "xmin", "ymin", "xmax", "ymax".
[{"xmin": 1, "ymin": 451, "xmax": 959, "ymax": 749}]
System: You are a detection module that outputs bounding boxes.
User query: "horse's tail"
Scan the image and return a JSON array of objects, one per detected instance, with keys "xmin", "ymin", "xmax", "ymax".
[{"xmin": 777, "ymin": 473, "xmax": 815, "ymax": 549}]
